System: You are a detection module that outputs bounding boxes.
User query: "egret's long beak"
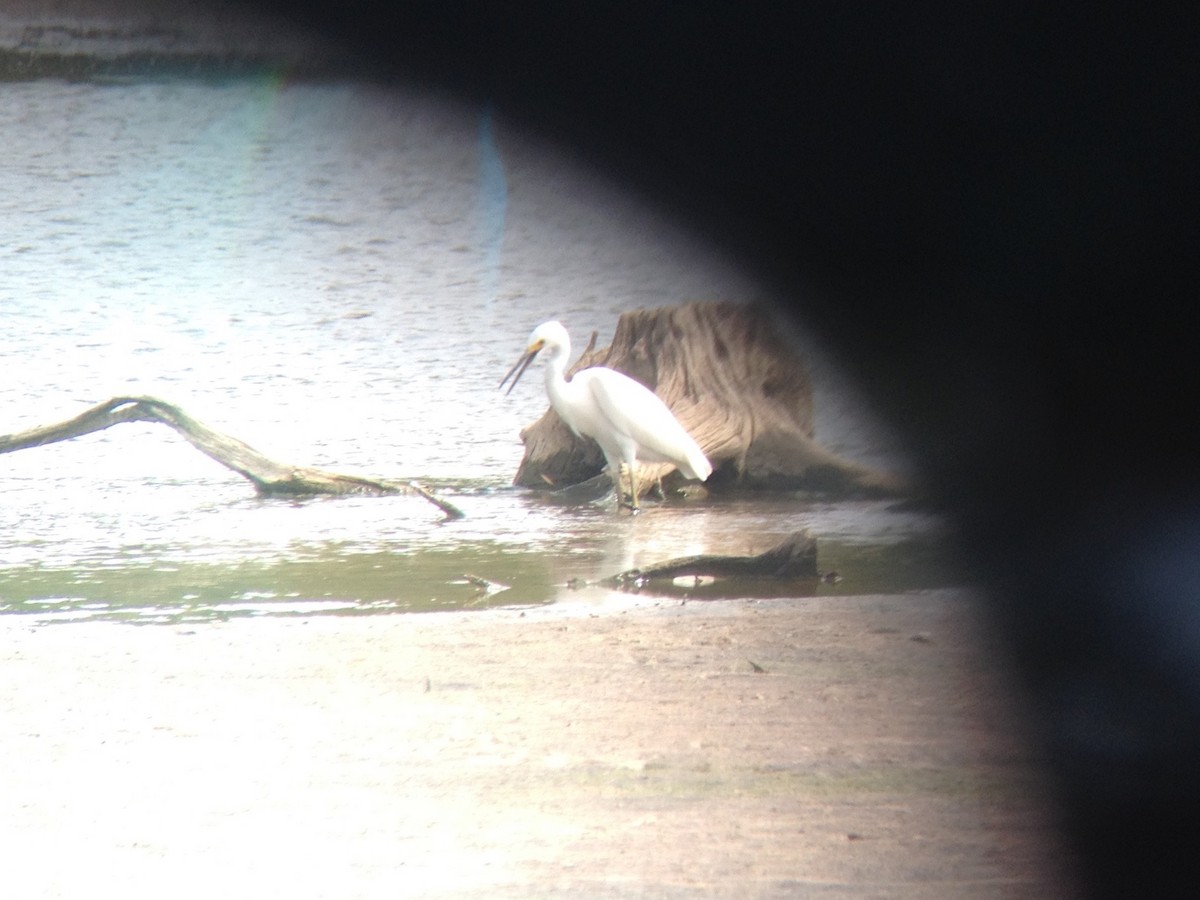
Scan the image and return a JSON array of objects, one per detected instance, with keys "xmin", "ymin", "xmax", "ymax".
[{"xmin": 499, "ymin": 340, "xmax": 543, "ymax": 395}]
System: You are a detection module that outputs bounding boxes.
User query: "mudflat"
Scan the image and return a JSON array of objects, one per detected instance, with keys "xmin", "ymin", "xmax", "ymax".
[{"xmin": 1, "ymin": 590, "xmax": 1079, "ymax": 898}]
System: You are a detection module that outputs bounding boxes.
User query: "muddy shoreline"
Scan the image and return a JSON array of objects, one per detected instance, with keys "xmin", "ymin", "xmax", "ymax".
[{"xmin": 2, "ymin": 590, "xmax": 1079, "ymax": 897}]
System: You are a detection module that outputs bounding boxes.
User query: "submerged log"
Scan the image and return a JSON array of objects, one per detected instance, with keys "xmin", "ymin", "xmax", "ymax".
[
  {"xmin": 604, "ymin": 531, "xmax": 820, "ymax": 585},
  {"xmin": 0, "ymin": 396, "xmax": 464, "ymax": 520},
  {"xmin": 514, "ymin": 301, "xmax": 905, "ymax": 497}
]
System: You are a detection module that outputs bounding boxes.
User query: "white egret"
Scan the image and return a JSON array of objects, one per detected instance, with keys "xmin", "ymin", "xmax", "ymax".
[{"xmin": 500, "ymin": 321, "xmax": 713, "ymax": 510}]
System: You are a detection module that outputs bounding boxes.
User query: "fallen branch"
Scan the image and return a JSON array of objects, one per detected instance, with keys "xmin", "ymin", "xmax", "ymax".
[
  {"xmin": 603, "ymin": 530, "xmax": 819, "ymax": 587},
  {"xmin": 0, "ymin": 396, "xmax": 464, "ymax": 520}
]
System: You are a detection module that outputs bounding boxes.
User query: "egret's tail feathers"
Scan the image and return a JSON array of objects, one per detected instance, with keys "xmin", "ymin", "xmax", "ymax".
[{"xmin": 679, "ymin": 445, "xmax": 713, "ymax": 482}]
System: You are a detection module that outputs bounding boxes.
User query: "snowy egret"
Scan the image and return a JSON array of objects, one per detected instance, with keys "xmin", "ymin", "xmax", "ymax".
[{"xmin": 500, "ymin": 321, "xmax": 712, "ymax": 510}]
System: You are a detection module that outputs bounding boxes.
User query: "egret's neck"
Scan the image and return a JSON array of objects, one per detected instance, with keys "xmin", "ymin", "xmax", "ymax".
[{"xmin": 542, "ymin": 344, "xmax": 575, "ymax": 420}]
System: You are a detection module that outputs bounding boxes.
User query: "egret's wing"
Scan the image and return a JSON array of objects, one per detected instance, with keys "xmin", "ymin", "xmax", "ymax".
[{"xmin": 584, "ymin": 368, "xmax": 703, "ymax": 464}]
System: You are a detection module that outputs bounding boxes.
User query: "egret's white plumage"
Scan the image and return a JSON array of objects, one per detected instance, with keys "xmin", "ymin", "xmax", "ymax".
[{"xmin": 501, "ymin": 321, "xmax": 712, "ymax": 509}]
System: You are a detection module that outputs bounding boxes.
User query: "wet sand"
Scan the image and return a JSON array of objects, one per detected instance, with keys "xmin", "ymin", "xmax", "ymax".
[{"xmin": 1, "ymin": 590, "xmax": 1078, "ymax": 898}]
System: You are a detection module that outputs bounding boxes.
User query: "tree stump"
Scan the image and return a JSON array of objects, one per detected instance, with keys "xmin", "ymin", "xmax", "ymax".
[{"xmin": 513, "ymin": 301, "xmax": 905, "ymax": 497}]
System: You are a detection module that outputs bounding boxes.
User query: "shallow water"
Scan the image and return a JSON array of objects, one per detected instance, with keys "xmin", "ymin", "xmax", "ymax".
[{"xmin": 1, "ymin": 76, "xmax": 949, "ymax": 624}]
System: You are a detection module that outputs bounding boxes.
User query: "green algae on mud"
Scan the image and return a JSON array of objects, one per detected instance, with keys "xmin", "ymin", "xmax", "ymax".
[
  {"xmin": 0, "ymin": 542, "xmax": 556, "ymax": 624},
  {"xmin": 0, "ymin": 532, "xmax": 959, "ymax": 624}
]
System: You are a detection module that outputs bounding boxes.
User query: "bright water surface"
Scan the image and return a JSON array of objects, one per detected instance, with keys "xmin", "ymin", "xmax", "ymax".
[{"xmin": 1, "ymin": 77, "xmax": 950, "ymax": 623}]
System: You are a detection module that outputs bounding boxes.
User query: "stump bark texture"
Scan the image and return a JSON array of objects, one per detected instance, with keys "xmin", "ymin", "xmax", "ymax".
[{"xmin": 513, "ymin": 301, "xmax": 903, "ymax": 496}]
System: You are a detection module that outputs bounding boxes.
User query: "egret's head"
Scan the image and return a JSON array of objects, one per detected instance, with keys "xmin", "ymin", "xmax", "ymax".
[
  {"xmin": 527, "ymin": 320, "xmax": 569, "ymax": 354},
  {"xmin": 500, "ymin": 320, "xmax": 570, "ymax": 394}
]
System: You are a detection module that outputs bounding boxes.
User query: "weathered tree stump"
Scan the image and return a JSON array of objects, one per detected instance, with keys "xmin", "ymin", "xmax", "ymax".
[
  {"xmin": 514, "ymin": 301, "xmax": 905, "ymax": 497},
  {"xmin": 0, "ymin": 396, "xmax": 464, "ymax": 520}
]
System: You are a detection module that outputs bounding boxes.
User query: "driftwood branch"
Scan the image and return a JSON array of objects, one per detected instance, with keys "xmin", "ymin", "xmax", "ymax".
[
  {"xmin": 603, "ymin": 531, "xmax": 819, "ymax": 586},
  {"xmin": 0, "ymin": 396, "xmax": 464, "ymax": 520},
  {"xmin": 515, "ymin": 301, "xmax": 908, "ymax": 498}
]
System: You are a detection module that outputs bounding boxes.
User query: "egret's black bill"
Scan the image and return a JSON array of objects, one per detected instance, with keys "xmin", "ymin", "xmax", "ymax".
[{"xmin": 499, "ymin": 348, "xmax": 538, "ymax": 395}]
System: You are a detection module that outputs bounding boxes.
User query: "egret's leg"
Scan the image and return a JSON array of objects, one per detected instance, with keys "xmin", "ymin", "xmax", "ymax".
[
  {"xmin": 600, "ymin": 453, "xmax": 623, "ymax": 509},
  {"xmin": 611, "ymin": 462, "xmax": 638, "ymax": 511},
  {"xmin": 608, "ymin": 462, "xmax": 624, "ymax": 510}
]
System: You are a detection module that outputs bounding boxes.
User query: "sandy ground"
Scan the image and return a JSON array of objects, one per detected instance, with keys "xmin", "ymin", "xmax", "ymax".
[{"xmin": 1, "ymin": 590, "xmax": 1080, "ymax": 898}]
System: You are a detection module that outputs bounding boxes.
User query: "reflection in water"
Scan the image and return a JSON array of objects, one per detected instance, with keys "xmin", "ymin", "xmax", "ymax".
[{"xmin": 0, "ymin": 490, "xmax": 955, "ymax": 624}]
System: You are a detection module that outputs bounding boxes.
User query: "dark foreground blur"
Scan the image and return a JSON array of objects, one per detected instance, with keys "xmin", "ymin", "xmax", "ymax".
[
  {"xmin": 266, "ymin": 5, "xmax": 1193, "ymax": 896},
  {"xmin": 20, "ymin": 2, "xmax": 1195, "ymax": 895}
]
